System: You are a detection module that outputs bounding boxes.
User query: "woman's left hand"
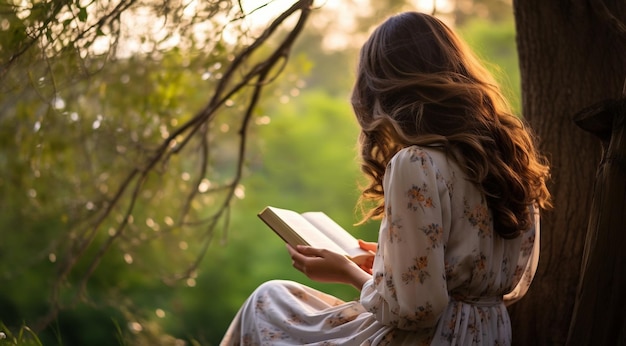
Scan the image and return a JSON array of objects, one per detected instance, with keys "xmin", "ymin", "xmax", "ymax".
[{"xmin": 286, "ymin": 244, "xmax": 371, "ymax": 290}]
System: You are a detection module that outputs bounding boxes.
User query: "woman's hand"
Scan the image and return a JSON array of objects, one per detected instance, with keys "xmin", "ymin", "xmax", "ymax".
[
  {"xmin": 357, "ymin": 239, "xmax": 378, "ymax": 274},
  {"xmin": 358, "ymin": 239, "xmax": 378, "ymax": 252},
  {"xmin": 286, "ymin": 244, "xmax": 372, "ymax": 290}
]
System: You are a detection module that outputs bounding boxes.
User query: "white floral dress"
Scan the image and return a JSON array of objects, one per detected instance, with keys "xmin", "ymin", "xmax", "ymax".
[{"xmin": 221, "ymin": 145, "xmax": 540, "ymax": 345}]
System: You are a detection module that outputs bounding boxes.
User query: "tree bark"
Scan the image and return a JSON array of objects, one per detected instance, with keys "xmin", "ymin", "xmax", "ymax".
[
  {"xmin": 510, "ymin": 0, "xmax": 626, "ymax": 344},
  {"xmin": 567, "ymin": 99, "xmax": 626, "ymax": 345}
]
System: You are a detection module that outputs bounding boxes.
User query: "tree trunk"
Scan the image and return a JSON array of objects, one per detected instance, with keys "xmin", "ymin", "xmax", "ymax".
[
  {"xmin": 568, "ymin": 99, "xmax": 626, "ymax": 345},
  {"xmin": 510, "ymin": 1, "xmax": 626, "ymax": 344}
]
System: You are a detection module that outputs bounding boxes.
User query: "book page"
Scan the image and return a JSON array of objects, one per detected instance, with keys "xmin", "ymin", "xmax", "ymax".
[
  {"xmin": 260, "ymin": 207, "xmax": 349, "ymax": 256},
  {"xmin": 301, "ymin": 212, "xmax": 371, "ymax": 259}
]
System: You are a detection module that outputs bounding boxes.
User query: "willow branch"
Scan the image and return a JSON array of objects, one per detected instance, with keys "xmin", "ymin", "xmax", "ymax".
[
  {"xmin": 167, "ymin": 0, "xmax": 314, "ymax": 282},
  {"xmin": 39, "ymin": 0, "xmax": 315, "ymax": 331}
]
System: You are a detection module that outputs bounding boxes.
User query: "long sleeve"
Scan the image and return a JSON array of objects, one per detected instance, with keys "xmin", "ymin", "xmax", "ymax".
[
  {"xmin": 360, "ymin": 147, "xmax": 451, "ymax": 331},
  {"xmin": 504, "ymin": 205, "xmax": 540, "ymax": 306}
]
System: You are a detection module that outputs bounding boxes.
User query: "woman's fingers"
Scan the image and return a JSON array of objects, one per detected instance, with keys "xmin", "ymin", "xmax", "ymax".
[
  {"xmin": 295, "ymin": 245, "xmax": 325, "ymax": 257},
  {"xmin": 286, "ymin": 243, "xmax": 298, "ymax": 256},
  {"xmin": 286, "ymin": 244, "xmax": 356, "ymax": 282},
  {"xmin": 286, "ymin": 244, "xmax": 321, "ymax": 274},
  {"xmin": 358, "ymin": 239, "xmax": 378, "ymax": 252},
  {"xmin": 287, "ymin": 244, "xmax": 304, "ymax": 270},
  {"xmin": 286, "ymin": 244, "xmax": 322, "ymax": 260}
]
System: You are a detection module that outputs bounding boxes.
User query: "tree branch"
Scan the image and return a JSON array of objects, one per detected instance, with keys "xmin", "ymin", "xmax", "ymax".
[{"xmin": 37, "ymin": 0, "xmax": 315, "ymax": 331}]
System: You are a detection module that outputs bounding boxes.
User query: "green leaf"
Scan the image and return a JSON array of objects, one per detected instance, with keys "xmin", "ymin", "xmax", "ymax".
[{"xmin": 78, "ymin": 7, "xmax": 87, "ymax": 22}]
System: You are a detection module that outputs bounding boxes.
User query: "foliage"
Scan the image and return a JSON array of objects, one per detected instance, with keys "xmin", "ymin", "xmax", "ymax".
[
  {"xmin": 0, "ymin": 322, "xmax": 42, "ymax": 346},
  {"xmin": 2, "ymin": 0, "xmax": 317, "ymax": 332},
  {"xmin": 458, "ymin": 17, "xmax": 521, "ymax": 113},
  {"xmin": 454, "ymin": 0, "xmax": 514, "ymax": 24},
  {"xmin": 1, "ymin": 0, "xmax": 317, "ymax": 343}
]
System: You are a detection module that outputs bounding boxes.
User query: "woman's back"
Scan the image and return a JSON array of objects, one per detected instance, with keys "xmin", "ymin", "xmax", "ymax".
[{"xmin": 358, "ymin": 145, "xmax": 538, "ymax": 344}]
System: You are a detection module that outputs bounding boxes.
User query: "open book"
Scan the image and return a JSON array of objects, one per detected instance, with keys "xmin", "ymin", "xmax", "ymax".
[{"xmin": 258, "ymin": 206, "xmax": 373, "ymax": 266}]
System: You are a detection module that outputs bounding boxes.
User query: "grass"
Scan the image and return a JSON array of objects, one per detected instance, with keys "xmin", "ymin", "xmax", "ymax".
[{"xmin": 0, "ymin": 322, "xmax": 42, "ymax": 346}]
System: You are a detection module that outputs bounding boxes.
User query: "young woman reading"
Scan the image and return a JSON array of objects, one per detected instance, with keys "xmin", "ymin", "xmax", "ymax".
[{"xmin": 221, "ymin": 11, "xmax": 551, "ymax": 345}]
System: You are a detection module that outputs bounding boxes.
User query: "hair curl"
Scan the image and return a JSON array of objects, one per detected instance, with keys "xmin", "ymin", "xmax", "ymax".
[{"xmin": 352, "ymin": 12, "xmax": 551, "ymax": 239}]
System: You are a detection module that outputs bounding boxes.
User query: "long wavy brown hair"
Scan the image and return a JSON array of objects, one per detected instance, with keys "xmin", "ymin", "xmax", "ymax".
[{"xmin": 352, "ymin": 12, "xmax": 551, "ymax": 239}]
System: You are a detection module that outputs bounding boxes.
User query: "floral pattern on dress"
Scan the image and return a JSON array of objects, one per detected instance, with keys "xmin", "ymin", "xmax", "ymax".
[
  {"xmin": 326, "ymin": 305, "xmax": 362, "ymax": 327},
  {"xmin": 521, "ymin": 233, "xmax": 535, "ymax": 257},
  {"xmin": 287, "ymin": 310, "xmax": 304, "ymax": 325},
  {"xmin": 255, "ymin": 293, "xmax": 269, "ymax": 313},
  {"xmin": 421, "ymin": 223, "xmax": 444, "ymax": 249},
  {"xmin": 386, "ymin": 206, "xmax": 403, "ymax": 244},
  {"xmin": 407, "ymin": 183, "xmax": 435, "ymax": 211},
  {"xmin": 287, "ymin": 286, "xmax": 308, "ymax": 301},
  {"xmin": 463, "ymin": 197, "xmax": 492, "ymax": 238},
  {"xmin": 259, "ymin": 327, "xmax": 289, "ymax": 342},
  {"xmin": 401, "ymin": 256, "xmax": 431, "ymax": 284},
  {"xmin": 408, "ymin": 146, "xmax": 433, "ymax": 173},
  {"xmin": 221, "ymin": 146, "xmax": 541, "ymax": 346}
]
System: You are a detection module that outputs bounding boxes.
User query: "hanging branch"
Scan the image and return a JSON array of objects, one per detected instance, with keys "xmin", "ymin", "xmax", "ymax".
[{"xmin": 36, "ymin": 0, "xmax": 315, "ymax": 331}]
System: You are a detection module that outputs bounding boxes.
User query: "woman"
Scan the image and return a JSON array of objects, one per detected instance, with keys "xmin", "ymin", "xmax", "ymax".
[{"xmin": 221, "ymin": 11, "xmax": 551, "ymax": 345}]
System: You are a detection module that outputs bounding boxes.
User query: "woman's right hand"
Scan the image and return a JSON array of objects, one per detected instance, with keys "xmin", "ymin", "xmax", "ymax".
[
  {"xmin": 357, "ymin": 239, "xmax": 378, "ymax": 274},
  {"xmin": 358, "ymin": 239, "xmax": 378, "ymax": 252}
]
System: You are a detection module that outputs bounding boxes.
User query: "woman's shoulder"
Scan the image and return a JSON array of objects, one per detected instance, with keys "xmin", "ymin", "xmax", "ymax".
[
  {"xmin": 389, "ymin": 145, "xmax": 463, "ymax": 181},
  {"xmin": 390, "ymin": 145, "xmax": 448, "ymax": 167}
]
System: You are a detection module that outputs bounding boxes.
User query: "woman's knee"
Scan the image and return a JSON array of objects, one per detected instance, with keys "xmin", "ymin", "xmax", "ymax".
[{"xmin": 254, "ymin": 279, "xmax": 298, "ymax": 295}]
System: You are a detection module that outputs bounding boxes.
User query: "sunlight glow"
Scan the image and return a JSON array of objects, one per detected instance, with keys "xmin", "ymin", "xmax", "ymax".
[
  {"xmin": 240, "ymin": 0, "xmax": 370, "ymax": 50},
  {"xmin": 13, "ymin": 0, "xmax": 30, "ymax": 20},
  {"xmin": 146, "ymin": 218, "xmax": 160, "ymax": 231},
  {"xmin": 0, "ymin": 18, "xmax": 10, "ymax": 31},
  {"xmin": 92, "ymin": 114, "xmax": 103, "ymax": 129},
  {"xmin": 86, "ymin": 0, "xmax": 455, "ymax": 57},
  {"xmin": 53, "ymin": 96, "xmax": 66, "ymax": 109},
  {"xmin": 255, "ymin": 115, "xmax": 271, "ymax": 125},
  {"xmin": 128, "ymin": 322, "xmax": 143, "ymax": 333},
  {"xmin": 164, "ymin": 216, "xmax": 175, "ymax": 226},
  {"xmin": 234, "ymin": 185, "xmax": 245, "ymax": 199},
  {"xmin": 414, "ymin": 0, "xmax": 454, "ymax": 14},
  {"xmin": 198, "ymin": 178, "xmax": 211, "ymax": 193},
  {"xmin": 159, "ymin": 124, "xmax": 170, "ymax": 139}
]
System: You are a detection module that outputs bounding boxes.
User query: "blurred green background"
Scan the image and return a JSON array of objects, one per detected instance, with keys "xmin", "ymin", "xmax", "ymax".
[{"xmin": 0, "ymin": 1, "xmax": 519, "ymax": 344}]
